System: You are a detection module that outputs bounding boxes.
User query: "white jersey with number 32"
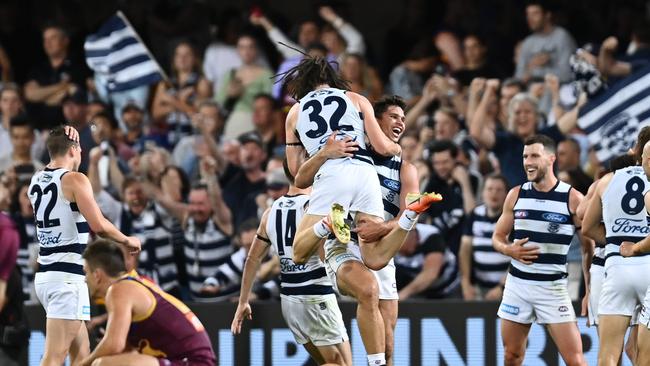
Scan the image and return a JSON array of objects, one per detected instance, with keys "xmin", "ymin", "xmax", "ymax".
[{"xmin": 296, "ymin": 88, "xmax": 370, "ymax": 164}]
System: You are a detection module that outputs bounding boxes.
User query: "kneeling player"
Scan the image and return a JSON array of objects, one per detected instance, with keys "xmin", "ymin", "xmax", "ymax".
[{"xmin": 80, "ymin": 240, "xmax": 216, "ymax": 366}]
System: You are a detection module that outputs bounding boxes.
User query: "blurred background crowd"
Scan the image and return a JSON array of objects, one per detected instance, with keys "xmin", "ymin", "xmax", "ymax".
[{"xmin": 0, "ymin": 0, "xmax": 649, "ymax": 316}]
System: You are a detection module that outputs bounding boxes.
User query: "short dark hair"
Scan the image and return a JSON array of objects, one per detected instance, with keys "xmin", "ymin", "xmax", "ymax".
[
  {"xmin": 526, "ymin": 0, "xmax": 554, "ymax": 13},
  {"xmin": 253, "ymin": 93, "xmax": 278, "ymax": 110},
  {"xmin": 42, "ymin": 23, "xmax": 69, "ymax": 38},
  {"xmin": 524, "ymin": 134, "xmax": 556, "ymax": 153},
  {"xmin": 237, "ymin": 218, "xmax": 259, "ymax": 237},
  {"xmin": 46, "ymin": 125, "xmax": 78, "ymax": 158},
  {"xmin": 374, "ymin": 95, "xmax": 406, "ymax": 119},
  {"xmin": 634, "ymin": 126, "xmax": 650, "ymax": 164},
  {"xmin": 91, "ymin": 111, "xmax": 119, "ymax": 131},
  {"xmin": 121, "ymin": 176, "xmax": 141, "ymax": 194},
  {"xmin": 609, "ymin": 154, "xmax": 636, "ymax": 172},
  {"xmin": 435, "ymin": 106, "xmax": 460, "ymax": 123},
  {"xmin": 501, "ymin": 78, "xmax": 525, "ymax": 92},
  {"xmin": 82, "ymin": 239, "xmax": 127, "ymax": 277},
  {"xmin": 9, "ymin": 114, "xmax": 32, "ymax": 131},
  {"xmin": 559, "ymin": 137, "xmax": 580, "ymax": 152},
  {"xmin": 282, "ymin": 157, "xmax": 295, "ymax": 185},
  {"xmin": 485, "ymin": 173, "xmax": 509, "ymax": 190},
  {"xmin": 429, "ymin": 139, "xmax": 459, "ymax": 159},
  {"xmin": 190, "ymin": 182, "xmax": 209, "ymax": 193}
]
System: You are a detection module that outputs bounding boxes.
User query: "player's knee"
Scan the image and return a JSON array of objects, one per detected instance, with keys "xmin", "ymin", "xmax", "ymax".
[
  {"xmin": 365, "ymin": 258, "xmax": 387, "ymax": 271},
  {"xmin": 562, "ymin": 354, "xmax": 586, "ymax": 366},
  {"xmin": 323, "ymin": 349, "xmax": 344, "ymax": 365},
  {"xmin": 43, "ymin": 349, "xmax": 70, "ymax": 364},
  {"xmin": 356, "ymin": 280, "xmax": 379, "ymax": 305},
  {"xmin": 503, "ymin": 346, "xmax": 525, "ymax": 365}
]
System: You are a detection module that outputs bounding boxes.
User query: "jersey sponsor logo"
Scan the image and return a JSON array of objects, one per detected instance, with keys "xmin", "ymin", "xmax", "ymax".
[
  {"xmin": 279, "ymin": 258, "xmax": 307, "ymax": 272},
  {"xmin": 38, "ymin": 174, "xmax": 53, "ymax": 183},
  {"xmin": 547, "ymin": 222, "xmax": 560, "ymax": 233},
  {"xmin": 500, "ymin": 303, "xmax": 519, "ymax": 315},
  {"xmin": 542, "ymin": 213, "xmax": 568, "ymax": 223},
  {"xmin": 514, "ymin": 210, "xmax": 528, "ymax": 219},
  {"xmin": 279, "ymin": 200, "xmax": 296, "ymax": 209},
  {"xmin": 37, "ymin": 230, "xmax": 62, "ymax": 245},
  {"xmin": 611, "ymin": 218, "xmax": 650, "ymax": 234},
  {"xmin": 383, "ymin": 178, "xmax": 401, "ymax": 192}
]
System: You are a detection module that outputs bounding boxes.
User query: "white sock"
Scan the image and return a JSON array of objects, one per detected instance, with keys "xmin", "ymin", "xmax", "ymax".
[
  {"xmin": 313, "ymin": 219, "xmax": 331, "ymax": 238},
  {"xmin": 367, "ymin": 353, "xmax": 386, "ymax": 365},
  {"xmin": 397, "ymin": 209, "xmax": 418, "ymax": 231}
]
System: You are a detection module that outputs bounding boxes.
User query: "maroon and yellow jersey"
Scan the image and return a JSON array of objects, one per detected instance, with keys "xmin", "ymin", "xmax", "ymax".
[{"xmin": 118, "ymin": 274, "xmax": 215, "ymax": 364}]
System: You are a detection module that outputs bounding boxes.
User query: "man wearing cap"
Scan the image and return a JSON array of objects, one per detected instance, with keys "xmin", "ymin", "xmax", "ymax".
[
  {"xmin": 122, "ymin": 101, "xmax": 168, "ymax": 153},
  {"xmin": 222, "ymin": 132, "xmax": 268, "ymax": 228}
]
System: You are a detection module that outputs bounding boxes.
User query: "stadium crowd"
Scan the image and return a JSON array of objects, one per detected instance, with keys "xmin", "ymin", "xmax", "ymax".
[{"xmin": 0, "ymin": 0, "xmax": 648, "ymax": 350}]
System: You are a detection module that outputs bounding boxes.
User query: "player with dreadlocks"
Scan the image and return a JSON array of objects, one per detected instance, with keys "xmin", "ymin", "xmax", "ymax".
[{"xmin": 279, "ymin": 52, "xmax": 440, "ymax": 366}]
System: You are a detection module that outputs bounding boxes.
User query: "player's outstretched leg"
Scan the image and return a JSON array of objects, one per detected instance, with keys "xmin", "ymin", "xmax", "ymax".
[{"xmin": 359, "ymin": 192, "xmax": 442, "ymax": 270}]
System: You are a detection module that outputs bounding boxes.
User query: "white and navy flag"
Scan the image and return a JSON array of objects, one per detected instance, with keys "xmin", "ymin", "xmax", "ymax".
[
  {"xmin": 578, "ymin": 63, "xmax": 650, "ymax": 163},
  {"xmin": 84, "ymin": 11, "xmax": 163, "ymax": 92}
]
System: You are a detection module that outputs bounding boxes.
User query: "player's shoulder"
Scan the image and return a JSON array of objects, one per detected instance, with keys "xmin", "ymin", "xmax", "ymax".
[{"xmin": 60, "ymin": 171, "xmax": 88, "ymax": 184}]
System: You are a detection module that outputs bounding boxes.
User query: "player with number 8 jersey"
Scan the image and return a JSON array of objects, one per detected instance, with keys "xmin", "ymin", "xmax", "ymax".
[{"xmin": 28, "ymin": 126, "xmax": 141, "ymax": 366}]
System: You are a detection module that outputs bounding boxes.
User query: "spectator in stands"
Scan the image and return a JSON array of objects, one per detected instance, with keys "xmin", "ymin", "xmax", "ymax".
[
  {"xmin": 62, "ymin": 90, "xmax": 96, "ymax": 172},
  {"xmin": 339, "ymin": 53, "xmax": 383, "ymax": 102},
  {"xmin": 217, "ymin": 34, "xmax": 273, "ymax": 140},
  {"xmin": 556, "ymin": 138, "xmax": 592, "ymax": 194},
  {"xmin": 200, "ymin": 218, "xmax": 262, "ymax": 301},
  {"xmin": 122, "ymin": 102, "xmax": 168, "ymax": 153},
  {"xmin": 248, "ymin": 14, "xmax": 321, "ymax": 60},
  {"xmin": 453, "ymin": 34, "xmax": 502, "ymax": 86},
  {"xmin": 515, "ymin": 1, "xmax": 576, "ymax": 83},
  {"xmin": 0, "ymin": 43, "xmax": 11, "ymax": 83},
  {"xmin": 24, "ymin": 25, "xmax": 88, "ymax": 129},
  {"xmin": 9, "ymin": 182, "xmax": 38, "ymax": 303},
  {"xmin": 424, "ymin": 140, "xmax": 475, "ymax": 254},
  {"xmin": 255, "ymin": 167, "xmax": 290, "ymax": 214},
  {"xmin": 470, "ymin": 89, "xmax": 583, "ymax": 186},
  {"xmin": 318, "ymin": 6, "xmax": 366, "ymax": 60},
  {"xmin": 152, "ymin": 41, "xmax": 212, "ymax": 147},
  {"xmin": 90, "ymin": 111, "xmax": 134, "ymax": 164},
  {"xmin": 0, "ymin": 84, "xmax": 23, "ymax": 160},
  {"xmin": 272, "ymin": 42, "xmax": 329, "ymax": 104},
  {"xmin": 395, "ymin": 224, "xmax": 460, "ymax": 299},
  {"xmin": 400, "ymin": 132, "xmax": 421, "ymax": 165},
  {"xmin": 251, "ymin": 93, "xmax": 282, "ymax": 157},
  {"xmin": 183, "ymin": 172, "xmax": 234, "ymax": 301},
  {"xmin": 460, "ymin": 174, "xmax": 510, "ymax": 300},
  {"xmin": 0, "ymin": 116, "xmax": 44, "ymax": 183},
  {"xmin": 222, "ymin": 132, "xmax": 267, "ymax": 228},
  {"xmin": 389, "ymin": 39, "xmax": 439, "ymax": 105},
  {"xmin": 172, "ymin": 100, "xmax": 224, "ymax": 179}
]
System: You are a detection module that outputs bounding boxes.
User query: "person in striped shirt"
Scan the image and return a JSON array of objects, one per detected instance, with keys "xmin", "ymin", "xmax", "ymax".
[
  {"xmin": 493, "ymin": 134, "xmax": 587, "ymax": 366},
  {"xmin": 460, "ymin": 174, "xmax": 510, "ymax": 300}
]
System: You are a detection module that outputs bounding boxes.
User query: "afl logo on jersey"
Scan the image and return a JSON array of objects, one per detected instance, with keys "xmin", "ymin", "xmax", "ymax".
[
  {"xmin": 542, "ymin": 213, "xmax": 568, "ymax": 223},
  {"xmin": 383, "ymin": 178, "xmax": 400, "ymax": 192},
  {"xmin": 514, "ymin": 210, "xmax": 528, "ymax": 219}
]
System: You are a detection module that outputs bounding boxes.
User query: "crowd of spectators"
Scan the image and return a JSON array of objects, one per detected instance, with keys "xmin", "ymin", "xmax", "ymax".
[{"xmin": 0, "ymin": 0, "xmax": 648, "ymax": 315}]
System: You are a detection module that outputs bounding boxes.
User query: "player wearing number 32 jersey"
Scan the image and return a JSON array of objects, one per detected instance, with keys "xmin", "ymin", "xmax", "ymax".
[{"xmin": 28, "ymin": 126, "xmax": 141, "ymax": 366}]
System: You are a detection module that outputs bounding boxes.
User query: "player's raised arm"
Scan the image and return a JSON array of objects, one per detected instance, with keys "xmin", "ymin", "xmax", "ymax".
[
  {"xmin": 351, "ymin": 92, "xmax": 401, "ymax": 157},
  {"xmin": 64, "ymin": 173, "xmax": 141, "ymax": 254},
  {"xmin": 284, "ymin": 104, "xmax": 306, "ymax": 178},
  {"xmin": 295, "ymin": 132, "xmax": 359, "ymax": 189}
]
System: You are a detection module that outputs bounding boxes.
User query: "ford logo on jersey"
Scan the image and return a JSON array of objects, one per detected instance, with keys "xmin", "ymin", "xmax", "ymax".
[
  {"xmin": 383, "ymin": 178, "xmax": 400, "ymax": 191},
  {"xmin": 542, "ymin": 213, "xmax": 568, "ymax": 223},
  {"xmin": 611, "ymin": 218, "xmax": 650, "ymax": 234}
]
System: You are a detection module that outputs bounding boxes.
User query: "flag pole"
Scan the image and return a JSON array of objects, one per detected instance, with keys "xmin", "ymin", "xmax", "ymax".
[{"xmin": 116, "ymin": 10, "xmax": 170, "ymax": 84}]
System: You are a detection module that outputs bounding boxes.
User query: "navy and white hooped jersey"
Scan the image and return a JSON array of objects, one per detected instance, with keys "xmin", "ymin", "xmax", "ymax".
[
  {"xmin": 266, "ymin": 194, "xmax": 334, "ymax": 297},
  {"xmin": 371, "ymin": 151, "xmax": 402, "ymax": 220},
  {"xmin": 184, "ymin": 218, "xmax": 232, "ymax": 300},
  {"xmin": 592, "ymin": 247, "xmax": 606, "ymax": 267},
  {"xmin": 296, "ymin": 88, "xmax": 373, "ymax": 165},
  {"xmin": 511, "ymin": 181, "xmax": 576, "ymax": 282},
  {"xmin": 28, "ymin": 168, "xmax": 89, "ymax": 283},
  {"xmin": 464, "ymin": 205, "xmax": 510, "ymax": 288},
  {"xmin": 602, "ymin": 166, "xmax": 650, "ymax": 263}
]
